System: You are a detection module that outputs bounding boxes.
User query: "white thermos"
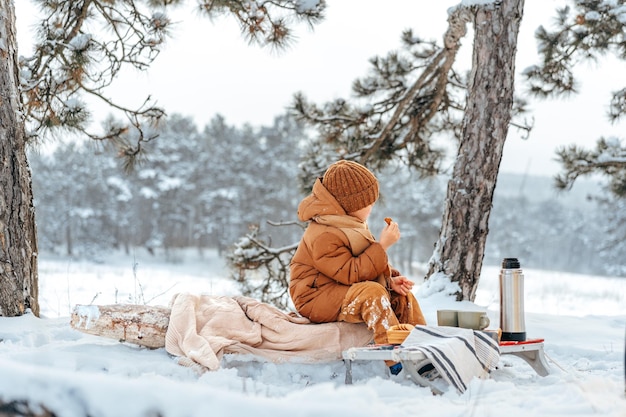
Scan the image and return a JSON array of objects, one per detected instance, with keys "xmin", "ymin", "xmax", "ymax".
[{"xmin": 499, "ymin": 258, "xmax": 526, "ymax": 342}]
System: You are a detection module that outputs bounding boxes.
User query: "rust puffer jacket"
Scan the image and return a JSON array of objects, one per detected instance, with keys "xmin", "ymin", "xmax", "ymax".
[{"xmin": 289, "ymin": 178, "xmax": 391, "ymax": 323}]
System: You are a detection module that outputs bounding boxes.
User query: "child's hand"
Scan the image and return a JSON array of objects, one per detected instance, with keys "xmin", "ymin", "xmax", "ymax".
[
  {"xmin": 379, "ymin": 218, "xmax": 400, "ymax": 250},
  {"xmin": 390, "ymin": 275, "xmax": 414, "ymax": 295}
]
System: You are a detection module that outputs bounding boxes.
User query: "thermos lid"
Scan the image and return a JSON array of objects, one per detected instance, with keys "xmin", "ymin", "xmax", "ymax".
[{"xmin": 502, "ymin": 258, "xmax": 521, "ymax": 269}]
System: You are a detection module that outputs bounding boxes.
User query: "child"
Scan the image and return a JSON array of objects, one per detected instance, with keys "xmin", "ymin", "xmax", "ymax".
[{"xmin": 289, "ymin": 160, "xmax": 427, "ymax": 374}]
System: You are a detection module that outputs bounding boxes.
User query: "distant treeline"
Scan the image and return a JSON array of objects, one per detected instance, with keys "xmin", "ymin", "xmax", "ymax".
[{"xmin": 28, "ymin": 113, "xmax": 622, "ymax": 277}]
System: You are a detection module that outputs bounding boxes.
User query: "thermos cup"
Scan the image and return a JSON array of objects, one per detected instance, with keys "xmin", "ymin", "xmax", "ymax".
[{"xmin": 499, "ymin": 258, "xmax": 526, "ymax": 342}]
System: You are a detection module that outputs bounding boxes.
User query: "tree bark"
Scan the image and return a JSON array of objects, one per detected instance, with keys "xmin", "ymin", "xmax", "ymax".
[
  {"xmin": 427, "ymin": 0, "xmax": 525, "ymax": 301},
  {"xmin": 0, "ymin": 0, "xmax": 40, "ymax": 316}
]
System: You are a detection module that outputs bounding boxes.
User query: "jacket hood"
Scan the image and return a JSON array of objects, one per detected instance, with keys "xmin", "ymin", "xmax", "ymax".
[{"xmin": 297, "ymin": 178, "xmax": 346, "ymax": 222}]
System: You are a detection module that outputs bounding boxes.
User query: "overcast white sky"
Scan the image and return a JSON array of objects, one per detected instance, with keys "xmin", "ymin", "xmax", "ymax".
[{"xmin": 15, "ymin": 0, "xmax": 626, "ymax": 177}]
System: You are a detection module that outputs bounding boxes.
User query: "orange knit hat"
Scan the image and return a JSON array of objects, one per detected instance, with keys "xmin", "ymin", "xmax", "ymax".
[{"xmin": 322, "ymin": 160, "xmax": 379, "ymax": 213}]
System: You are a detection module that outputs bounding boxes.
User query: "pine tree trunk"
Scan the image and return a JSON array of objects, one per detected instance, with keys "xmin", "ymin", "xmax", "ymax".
[
  {"xmin": 427, "ymin": 0, "xmax": 525, "ymax": 301},
  {"xmin": 0, "ymin": 0, "xmax": 40, "ymax": 316}
]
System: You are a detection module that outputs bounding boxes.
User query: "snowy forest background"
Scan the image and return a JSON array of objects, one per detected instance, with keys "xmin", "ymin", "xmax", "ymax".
[{"xmin": 28, "ymin": 110, "xmax": 622, "ymax": 283}]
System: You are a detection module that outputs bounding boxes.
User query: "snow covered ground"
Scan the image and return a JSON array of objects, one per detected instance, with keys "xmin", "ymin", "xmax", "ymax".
[{"xmin": 1, "ymin": 249, "xmax": 625, "ymax": 417}]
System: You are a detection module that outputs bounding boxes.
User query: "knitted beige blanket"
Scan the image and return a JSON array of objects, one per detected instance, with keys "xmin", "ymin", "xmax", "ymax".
[{"xmin": 164, "ymin": 293, "xmax": 373, "ymax": 371}]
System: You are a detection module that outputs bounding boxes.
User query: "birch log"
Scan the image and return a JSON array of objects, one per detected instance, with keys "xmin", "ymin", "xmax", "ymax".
[{"xmin": 70, "ymin": 304, "xmax": 171, "ymax": 349}]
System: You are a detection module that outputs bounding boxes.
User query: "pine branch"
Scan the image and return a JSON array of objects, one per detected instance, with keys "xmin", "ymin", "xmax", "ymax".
[
  {"xmin": 555, "ymin": 138, "xmax": 626, "ymax": 196},
  {"xmin": 291, "ymin": 7, "xmax": 479, "ymax": 180},
  {"xmin": 21, "ymin": 0, "xmax": 325, "ymax": 168},
  {"xmin": 227, "ymin": 223, "xmax": 299, "ymax": 309},
  {"xmin": 197, "ymin": 0, "xmax": 326, "ymax": 50}
]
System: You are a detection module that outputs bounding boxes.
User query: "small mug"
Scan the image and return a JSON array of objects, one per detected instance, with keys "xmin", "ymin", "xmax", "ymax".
[
  {"xmin": 457, "ymin": 311, "xmax": 490, "ymax": 330},
  {"xmin": 437, "ymin": 309, "xmax": 459, "ymax": 327}
]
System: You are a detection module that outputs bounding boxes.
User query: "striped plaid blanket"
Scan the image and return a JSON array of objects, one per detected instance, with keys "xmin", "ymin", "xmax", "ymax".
[{"xmin": 401, "ymin": 325, "xmax": 501, "ymax": 393}]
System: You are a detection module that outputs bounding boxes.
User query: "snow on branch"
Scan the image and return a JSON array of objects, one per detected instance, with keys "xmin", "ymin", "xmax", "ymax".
[
  {"xmin": 227, "ymin": 223, "xmax": 299, "ymax": 310},
  {"xmin": 555, "ymin": 137, "xmax": 626, "ymax": 196}
]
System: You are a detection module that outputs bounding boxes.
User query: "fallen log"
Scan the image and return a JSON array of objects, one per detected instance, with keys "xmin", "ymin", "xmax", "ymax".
[{"xmin": 70, "ymin": 304, "xmax": 170, "ymax": 349}]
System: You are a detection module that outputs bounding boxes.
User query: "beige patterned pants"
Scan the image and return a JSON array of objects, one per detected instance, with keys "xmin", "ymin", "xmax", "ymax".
[{"xmin": 337, "ymin": 281, "xmax": 427, "ymax": 345}]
